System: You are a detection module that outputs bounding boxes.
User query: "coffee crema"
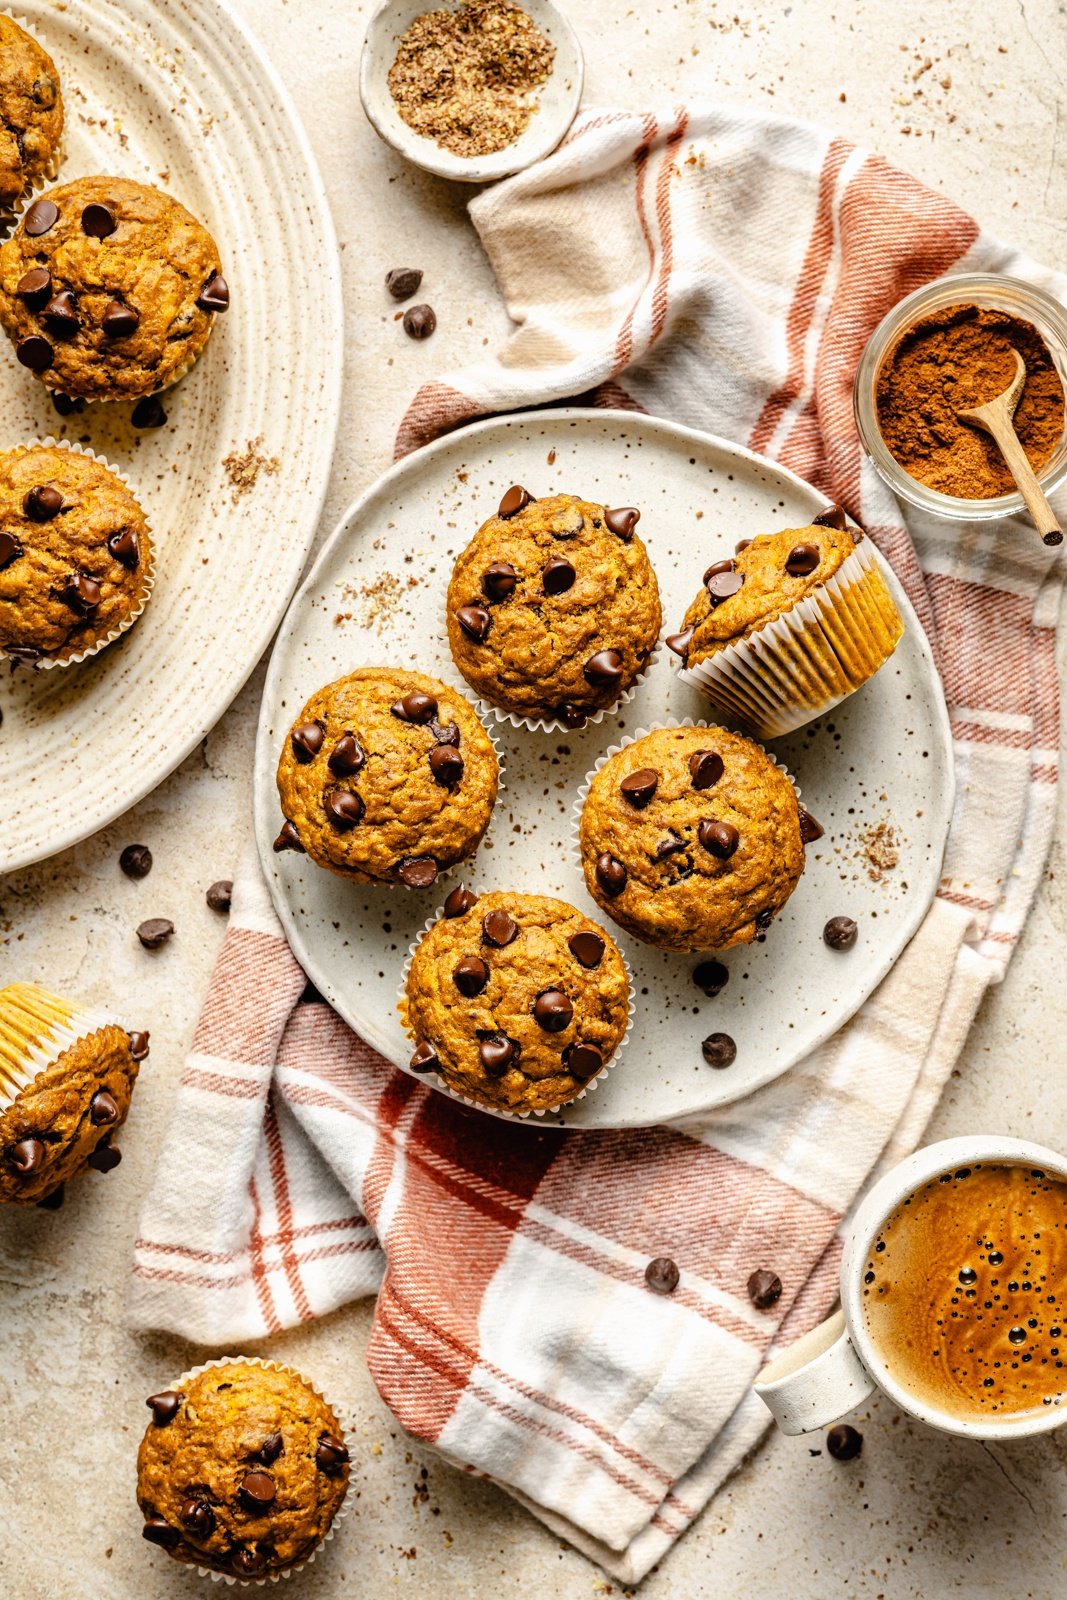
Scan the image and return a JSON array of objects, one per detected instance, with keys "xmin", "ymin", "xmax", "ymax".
[{"xmin": 861, "ymin": 1162, "xmax": 1067, "ymax": 1421}]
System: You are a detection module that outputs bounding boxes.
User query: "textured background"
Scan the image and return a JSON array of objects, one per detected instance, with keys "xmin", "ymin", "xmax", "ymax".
[{"xmin": 2, "ymin": 1, "xmax": 1066, "ymax": 1595}]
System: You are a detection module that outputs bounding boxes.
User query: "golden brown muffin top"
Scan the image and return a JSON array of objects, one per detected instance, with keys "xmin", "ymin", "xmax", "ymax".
[{"xmin": 0, "ymin": 18, "xmax": 63, "ymax": 209}]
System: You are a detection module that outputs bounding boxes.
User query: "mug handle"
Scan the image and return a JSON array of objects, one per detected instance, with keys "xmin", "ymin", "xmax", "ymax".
[{"xmin": 753, "ymin": 1309, "xmax": 875, "ymax": 1434}]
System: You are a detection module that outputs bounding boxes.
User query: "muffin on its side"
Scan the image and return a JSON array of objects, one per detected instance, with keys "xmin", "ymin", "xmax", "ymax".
[
  {"xmin": 446, "ymin": 488, "xmax": 661, "ymax": 728},
  {"xmin": 0, "ymin": 176, "xmax": 227, "ymax": 399},
  {"xmin": 0, "ymin": 18, "xmax": 63, "ymax": 210},
  {"xmin": 402, "ymin": 890, "xmax": 631, "ymax": 1114},
  {"xmin": 136, "ymin": 1360, "xmax": 350, "ymax": 1579},
  {"xmin": 275, "ymin": 668, "xmax": 499, "ymax": 891},
  {"xmin": 0, "ymin": 982, "xmax": 148, "ymax": 1207},
  {"xmin": 578, "ymin": 724, "xmax": 805, "ymax": 953}
]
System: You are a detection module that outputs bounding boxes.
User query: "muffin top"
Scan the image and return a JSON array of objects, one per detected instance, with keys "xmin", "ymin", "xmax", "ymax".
[
  {"xmin": 671, "ymin": 513, "xmax": 859, "ymax": 669},
  {"xmin": 0, "ymin": 175, "xmax": 226, "ymax": 398},
  {"xmin": 446, "ymin": 488, "xmax": 662, "ymax": 724},
  {"xmin": 275, "ymin": 668, "xmax": 499, "ymax": 890},
  {"xmin": 403, "ymin": 889, "xmax": 630, "ymax": 1114},
  {"xmin": 0, "ymin": 18, "xmax": 63, "ymax": 210},
  {"xmin": 579, "ymin": 725, "xmax": 805, "ymax": 952},
  {"xmin": 136, "ymin": 1361, "xmax": 350, "ymax": 1579},
  {"xmin": 0, "ymin": 444, "xmax": 152, "ymax": 662}
]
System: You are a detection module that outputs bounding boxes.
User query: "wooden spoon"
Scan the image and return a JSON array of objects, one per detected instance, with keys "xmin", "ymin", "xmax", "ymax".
[{"xmin": 956, "ymin": 348, "xmax": 1062, "ymax": 546}]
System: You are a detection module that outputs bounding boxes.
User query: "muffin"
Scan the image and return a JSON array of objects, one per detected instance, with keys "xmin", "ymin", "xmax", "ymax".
[
  {"xmin": 0, "ymin": 17, "xmax": 63, "ymax": 211},
  {"xmin": 0, "ymin": 442, "xmax": 153, "ymax": 665},
  {"xmin": 578, "ymin": 724, "xmax": 805, "ymax": 952},
  {"xmin": 446, "ymin": 487, "xmax": 661, "ymax": 728},
  {"xmin": 402, "ymin": 889, "xmax": 631, "ymax": 1114},
  {"xmin": 275, "ymin": 668, "xmax": 499, "ymax": 890},
  {"xmin": 136, "ymin": 1359, "xmax": 350, "ymax": 1580},
  {"xmin": 0, "ymin": 175, "xmax": 227, "ymax": 399},
  {"xmin": 0, "ymin": 982, "xmax": 148, "ymax": 1207},
  {"xmin": 668, "ymin": 506, "xmax": 905, "ymax": 737}
]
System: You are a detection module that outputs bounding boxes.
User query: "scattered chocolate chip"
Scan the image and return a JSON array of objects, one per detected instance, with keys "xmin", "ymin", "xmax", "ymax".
[
  {"xmin": 645, "ymin": 1256, "xmax": 680, "ymax": 1295},
  {"xmin": 273, "ymin": 820, "xmax": 305, "ymax": 853},
  {"xmin": 701, "ymin": 1032, "xmax": 737, "ymax": 1069},
  {"xmin": 131, "ymin": 395, "xmax": 167, "ymax": 429},
  {"xmin": 181, "ymin": 1498, "xmax": 215, "ymax": 1538},
  {"xmin": 498, "ymin": 484, "xmax": 532, "ymax": 519},
  {"xmin": 689, "ymin": 750, "xmax": 724, "ymax": 791},
  {"xmin": 482, "ymin": 560, "xmax": 517, "ymax": 603},
  {"xmin": 102, "ymin": 298, "xmax": 139, "ymax": 337},
  {"xmin": 141, "ymin": 1518, "xmax": 181, "ymax": 1550},
  {"xmin": 239, "ymin": 1472, "xmax": 276, "ymax": 1511},
  {"xmin": 386, "ymin": 267, "xmax": 423, "ymax": 301},
  {"xmin": 231, "ymin": 1548, "xmax": 268, "ymax": 1576},
  {"xmin": 595, "ymin": 854, "xmax": 626, "ymax": 897},
  {"xmin": 7, "ymin": 1137, "xmax": 43, "ymax": 1174},
  {"xmin": 316, "ymin": 1434, "xmax": 350, "ymax": 1473},
  {"xmin": 483, "ymin": 908, "xmax": 519, "ymax": 947},
  {"xmin": 36, "ymin": 1184, "xmax": 64, "ymax": 1209},
  {"xmin": 16, "ymin": 266, "xmax": 51, "ymax": 308},
  {"xmin": 693, "ymin": 959, "xmax": 729, "ymax": 996},
  {"xmin": 51, "ymin": 392, "xmax": 85, "ymax": 416},
  {"xmin": 42, "ymin": 289, "xmax": 78, "ymax": 335},
  {"xmin": 543, "ymin": 555, "xmax": 576, "ymax": 595},
  {"xmin": 747, "ymin": 1268, "xmax": 782, "ymax": 1309},
  {"xmin": 24, "ymin": 483, "xmax": 63, "ymax": 522},
  {"xmin": 653, "ymin": 831, "xmax": 686, "ymax": 860},
  {"xmin": 706, "ymin": 569, "xmax": 745, "ymax": 604},
  {"xmin": 397, "ymin": 856, "xmax": 437, "ymax": 888},
  {"xmin": 563, "ymin": 1040, "xmax": 602, "ymax": 1078},
  {"xmin": 136, "ymin": 918, "xmax": 174, "ymax": 950},
  {"xmin": 453, "ymin": 957, "xmax": 489, "ymax": 997},
  {"xmin": 431, "ymin": 719, "xmax": 460, "ymax": 746},
  {"xmin": 120, "ymin": 843, "xmax": 152, "ymax": 879},
  {"xmin": 604, "ymin": 506, "xmax": 640, "ymax": 541},
  {"xmin": 798, "ymin": 806, "xmax": 825, "ymax": 844},
  {"xmin": 703, "ymin": 558, "xmax": 735, "ymax": 584},
  {"xmin": 823, "ymin": 915, "xmax": 858, "ymax": 950},
  {"xmin": 59, "ymin": 572, "xmax": 100, "ymax": 615},
  {"xmin": 554, "ymin": 703, "xmax": 587, "ymax": 729},
  {"xmin": 403, "ymin": 303, "xmax": 436, "ymax": 339},
  {"xmin": 0, "ymin": 531, "xmax": 22, "ymax": 569},
  {"xmin": 583, "ymin": 649, "xmax": 624, "ymax": 690},
  {"xmin": 568, "ymin": 930, "xmax": 605, "ymax": 968},
  {"xmin": 392, "ymin": 690, "xmax": 438, "ymax": 724},
  {"xmin": 206, "ymin": 880, "xmax": 233, "ymax": 913},
  {"xmin": 81, "ymin": 201, "xmax": 117, "ymax": 237},
  {"xmin": 88, "ymin": 1137, "xmax": 121, "ymax": 1172},
  {"xmin": 443, "ymin": 885, "xmax": 478, "ymax": 918},
  {"xmin": 735, "ymin": 538, "xmax": 752, "ymax": 553},
  {"xmin": 665, "ymin": 628, "xmax": 693, "ymax": 660},
  {"xmin": 409, "ymin": 1041, "xmax": 438, "ymax": 1073},
  {"xmin": 620, "ymin": 767, "xmax": 658, "ymax": 808},
  {"xmin": 197, "ymin": 272, "xmax": 229, "ymax": 312},
  {"xmin": 108, "ymin": 528, "xmax": 140, "ymax": 569},
  {"xmin": 812, "ymin": 504, "xmax": 847, "ymax": 530},
  {"xmin": 826, "ymin": 1423, "xmax": 863, "ymax": 1460},
  {"xmin": 324, "ymin": 789, "xmax": 364, "ymax": 830},
  {"xmin": 328, "ymin": 734, "xmax": 365, "ymax": 777},
  {"xmin": 428, "ymin": 744, "xmax": 464, "ymax": 787},
  {"xmin": 258, "ymin": 1433, "xmax": 284, "ymax": 1465},
  {"xmin": 90, "ymin": 1090, "xmax": 119, "ymax": 1126},
  {"xmin": 290, "ymin": 721, "xmax": 324, "ymax": 762},
  {"xmin": 533, "ymin": 989, "xmax": 573, "ymax": 1032},
  {"xmin": 23, "ymin": 197, "xmax": 58, "ymax": 236},
  {"xmin": 128, "ymin": 1031, "xmax": 150, "ymax": 1061},
  {"xmin": 698, "ymin": 819, "xmax": 739, "ymax": 859},
  {"xmin": 17, "ymin": 334, "xmax": 53, "ymax": 371},
  {"xmin": 456, "ymin": 604, "xmax": 491, "ymax": 643},
  {"xmin": 786, "ymin": 542, "xmax": 820, "ymax": 576},
  {"xmin": 479, "ymin": 1033, "xmax": 518, "ymax": 1075}
]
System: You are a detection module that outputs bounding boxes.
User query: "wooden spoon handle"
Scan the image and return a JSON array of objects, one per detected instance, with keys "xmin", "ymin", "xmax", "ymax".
[{"xmin": 984, "ymin": 410, "xmax": 1063, "ymax": 546}]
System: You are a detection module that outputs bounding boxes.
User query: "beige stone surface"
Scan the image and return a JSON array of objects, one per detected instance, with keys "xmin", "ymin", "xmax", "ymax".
[{"xmin": 2, "ymin": 1, "xmax": 1066, "ymax": 1595}]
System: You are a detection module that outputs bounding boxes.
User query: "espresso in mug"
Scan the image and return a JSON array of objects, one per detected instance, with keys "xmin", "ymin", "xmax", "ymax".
[{"xmin": 862, "ymin": 1162, "xmax": 1067, "ymax": 1421}]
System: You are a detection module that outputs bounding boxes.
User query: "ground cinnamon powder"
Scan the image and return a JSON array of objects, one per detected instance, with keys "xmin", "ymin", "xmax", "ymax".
[{"xmin": 875, "ymin": 302, "xmax": 1065, "ymax": 498}]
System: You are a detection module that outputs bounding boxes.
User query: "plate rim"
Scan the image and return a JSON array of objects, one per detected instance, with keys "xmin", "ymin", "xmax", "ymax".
[{"xmin": 253, "ymin": 405, "xmax": 956, "ymax": 1129}]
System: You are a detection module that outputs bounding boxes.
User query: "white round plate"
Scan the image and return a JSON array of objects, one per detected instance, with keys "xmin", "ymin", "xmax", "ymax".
[
  {"xmin": 254, "ymin": 409, "xmax": 954, "ymax": 1129},
  {"xmin": 0, "ymin": 0, "xmax": 342, "ymax": 872}
]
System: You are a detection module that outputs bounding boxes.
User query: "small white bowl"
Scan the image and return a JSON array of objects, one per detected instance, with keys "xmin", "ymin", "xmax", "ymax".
[{"xmin": 359, "ymin": 0, "xmax": 584, "ymax": 184}]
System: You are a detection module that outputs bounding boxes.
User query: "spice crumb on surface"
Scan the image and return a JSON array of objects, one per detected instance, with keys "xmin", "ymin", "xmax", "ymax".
[
  {"xmin": 857, "ymin": 820, "xmax": 900, "ymax": 883},
  {"xmin": 221, "ymin": 435, "xmax": 280, "ymax": 503}
]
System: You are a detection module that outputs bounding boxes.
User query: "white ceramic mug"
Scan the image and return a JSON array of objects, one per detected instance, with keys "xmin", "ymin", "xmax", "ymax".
[{"xmin": 754, "ymin": 1135, "xmax": 1067, "ymax": 1441}]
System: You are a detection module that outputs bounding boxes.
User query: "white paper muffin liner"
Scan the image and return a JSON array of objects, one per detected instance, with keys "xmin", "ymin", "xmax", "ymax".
[
  {"xmin": 0, "ymin": 11, "xmax": 65, "ymax": 228},
  {"xmin": 3, "ymin": 436, "xmax": 155, "ymax": 669},
  {"xmin": 0, "ymin": 982, "xmax": 123, "ymax": 1111},
  {"xmin": 396, "ymin": 891, "xmax": 635, "ymax": 1120},
  {"xmin": 676, "ymin": 540, "xmax": 904, "ymax": 738},
  {"xmin": 145, "ymin": 1355, "xmax": 356, "ymax": 1586}
]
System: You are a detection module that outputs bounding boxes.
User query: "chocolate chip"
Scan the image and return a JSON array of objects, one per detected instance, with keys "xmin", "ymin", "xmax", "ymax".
[
  {"xmin": 324, "ymin": 789, "xmax": 364, "ymax": 830},
  {"xmin": 316, "ymin": 1434, "xmax": 350, "ymax": 1473},
  {"xmin": 564, "ymin": 1040, "xmax": 602, "ymax": 1079},
  {"xmin": 128, "ymin": 1031, "xmax": 150, "ymax": 1061},
  {"xmin": 23, "ymin": 198, "xmax": 58, "ymax": 236},
  {"xmin": 653, "ymin": 831, "xmax": 686, "ymax": 860},
  {"xmin": 90, "ymin": 1090, "xmax": 119, "ymax": 1126},
  {"xmin": 453, "ymin": 957, "xmax": 489, "ymax": 997},
  {"xmin": 82, "ymin": 201, "xmax": 117, "ymax": 237},
  {"xmin": 16, "ymin": 266, "xmax": 51, "ymax": 308},
  {"xmin": 604, "ymin": 506, "xmax": 640, "ymax": 541},
  {"xmin": 483, "ymin": 908, "xmax": 519, "ymax": 947},
  {"xmin": 533, "ymin": 989, "xmax": 573, "ymax": 1032},
  {"xmin": 456, "ymin": 604, "xmax": 491, "ymax": 643},
  {"xmin": 693, "ymin": 959, "xmax": 729, "ymax": 996},
  {"xmin": 479, "ymin": 1033, "xmax": 517, "ymax": 1075},
  {"xmin": 273, "ymin": 820, "xmax": 305, "ymax": 853},
  {"xmin": 498, "ymin": 484, "xmax": 532, "ymax": 519},
  {"xmin": 665, "ymin": 628, "xmax": 693, "ymax": 659},
  {"xmin": 443, "ymin": 885, "xmax": 478, "ymax": 917},
  {"xmin": 706, "ymin": 568, "xmax": 745, "ymax": 604},
  {"xmin": 396, "ymin": 856, "xmax": 438, "ymax": 888},
  {"xmin": 146, "ymin": 1389, "xmax": 183, "ymax": 1426},
  {"xmin": 290, "ymin": 722, "xmax": 324, "ymax": 762},
  {"xmin": 755, "ymin": 908, "xmax": 774, "ymax": 935},
  {"xmin": 554, "ymin": 703, "xmax": 587, "ymax": 729},
  {"xmin": 42, "ymin": 289, "xmax": 78, "ymax": 335},
  {"xmin": 51, "ymin": 392, "xmax": 84, "ymax": 416},
  {"xmin": 583, "ymin": 649, "xmax": 624, "ymax": 690},
  {"xmin": 747, "ymin": 1268, "xmax": 782, "ymax": 1309},
  {"xmin": 786, "ymin": 542, "xmax": 819, "ymax": 576},
  {"xmin": 698, "ymin": 819, "xmax": 739, "ymax": 859},
  {"xmin": 17, "ymin": 334, "xmax": 53, "ymax": 371},
  {"xmin": 429, "ymin": 744, "xmax": 464, "ymax": 787},
  {"xmin": 328, "ymin": 734, "xmax": 365, "ymax": 777},
  {"xmin": 206, "ymin": 880, "xmax": 233, "ymax": 913},
  {"xmin": 231, "ymin": 1548, "xmax": 267, "ymax": 1576},
  {"xmin": 645, "ymin": 1256, "xmax": 680, "ymax": 1295},
  {"xmin": 7, "ymin": 1137, "xmax": 43, "ymax": 1174},
  {"xmin": 108, "ymin": 529, "xmax": 140, "ymax": 569},
  {"xmin": 595, "ymin": 854, "xmax": 626, "ymax": 896},
  {"xmin": 689, "ymin": 750, "xmax": 724, "ymax": 790},
  {"xmin": 102, "ymin": 299, "xmax": 139, "ymax": 337},
  {"xmin": 798, "ymin": 806, "xmax": 825, "ymax": 844},
  {"xmin": 24, "ymin": 484, "xmax": 63, "ymax": 522},
  {"xmin": 239, "ymin": 1472, "xmax": 276, "ymax": 1511},
  {"xmin": 392, "ymin": 690, "xmax": 438, "ymax": 724},
  {"xmin": 131, "ymin": 395, "xmax": 167, "ymax": 429},
  {"xmin": 0, "ymin": 531, "xmax": 22, "ymax": 569},
  {"xmin": 703, "ymin": 558, "xmax": 735, "ymax": 584},
  {"xmin": 141, "ymin": 1518, "xmax": 181, "ymax": 1550},
  {"xmin": 136, "ymin": 918, "xmax": 174, "ymax": 950},
  {"xmin": 735, "ymin": 538, "xmax": 752, "ymax": 553},
  {"xmin": 258, "ymin": 1433, "xmax": 284, "ymax": 1465},
  {"xmin": 59, "ymin": 572, "xmax": 100, "ymax": 615},
  {"xmin": 120, "ymin": 843, "xmax": 152, "ymax": 879},
  {"xmin": 87, "ymin": 1136, "xmax": 121, "ymax": 1171},
  {"xmin": 543, "ymin": 555, "xmax": 576, "ymax": 595},
  {"xmin": 568, "ymin": 930, "xmax": 605, "ymax": 968},
  {"xmin": 36, "ymin": 1184, "xmax": 65, "ymax": 1209},
  {"xmin": 403, "ymin": 303, "xmax": 436, "ymax": 339},
  {"xmin": 812, "ymin": 504, "xmax": 847, "ymax": 530},
  {"xmin": 181, "ymin": 1498, "xmax": 215, "ymax": 1538},
  {"xmin": 823, "ymin": 915, "xmax": 858, "ymax": 950},
  {"xmin": 826, "ymin": 1423, "xmax": 863, "ymax": 1460},
  {"xmin": 620, "ymin": 767, "xmax": 658, "ymax": 808},
  {"xmin": 410, "ymin": 1041, "xmax": 438, "ymax": 1073},
  {"xmin": 197, "ymin": 272, "xmax": 229, "ymax": 312},
  {"xmin": 701, "ymin": 1032, "xmax": 737, "ymax": 1069},
  {"xmin": 431, "ymin": 720, "xmax": 460, "ymax": 746},
  {"xmin": 482, "ymin": 561, "xmax": 517, "ymax": 603},
  {"xmin": 386, "ymin": 267, "xmax": 423, "ymax": 301}
]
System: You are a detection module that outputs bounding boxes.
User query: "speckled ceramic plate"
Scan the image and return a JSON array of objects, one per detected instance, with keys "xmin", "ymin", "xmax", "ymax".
[
  {"xmin": 253, "ymin": 410, "xmax": 954, "ymax": 1129},
  {"xmin": 0, "ymin": 0, "xmax": 342, "ymax": 872}
]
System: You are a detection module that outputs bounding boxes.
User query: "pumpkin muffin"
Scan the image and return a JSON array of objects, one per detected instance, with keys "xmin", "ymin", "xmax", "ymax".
[
  {"xmin": 275, "ymin": 668, "xmax": 499, "ymax": 891},
  {"xmin": 578, "ymin": 724, "xmax": 805, "ymax": 953},
  {"xmin": 0, "ymin": 175, "xmax": 227, "ymax": 398},
  {"xmin": 136, "ymin": 1360, "xmax": 350, "ymax": 1579},
  {"xmin": 402, "ymin": 889, "xmax": 630, "ymax": 1114},
  {"xmin": 0, "ymin": 982, "xmax": 148, "ymax": 1207},
  {"xmin": 0, "ymin": 443, "xmax": 153, "ymax": 665},
  {"xmin": 0, "ymin": 18, "xmax": 63, "ymax": 211},
  {"xmin": 446, "ymin": 487, "xmax": 661, "ymax": 728}
]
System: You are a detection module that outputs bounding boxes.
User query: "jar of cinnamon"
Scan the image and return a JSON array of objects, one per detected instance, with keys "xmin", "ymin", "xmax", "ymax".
[{"xmin": 854, "ymin": 274, "xmax": 1067, "ymax": 518}]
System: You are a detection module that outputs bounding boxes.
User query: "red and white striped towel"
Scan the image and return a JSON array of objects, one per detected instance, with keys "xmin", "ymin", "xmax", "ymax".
[{"xmin": 129, "ymin": 107, "xmax": 1064, "ymax": 1583}]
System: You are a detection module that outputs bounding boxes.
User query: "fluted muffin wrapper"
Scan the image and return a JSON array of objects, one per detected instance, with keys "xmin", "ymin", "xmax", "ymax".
[
  {"xmin": 0, "ymin": 982, "xmax": 122, "ymax": 1110},
  {"xmin": 155, "ymin": 1355, "xmax": 356, "ymax": 1586},
  {"xmin": 677, "ymin": 541, "xmax": 905, "ymax": 738},
  {"xmin": 0, "ymin": 12, "xmax": 66, "ymax": 226},
  {"xmin": 4, "ymin": 437, "xmax": 155, "ymax": 669},
  {"xmin": 396, "ymin": 895, "xmax": 634, "ymax": 1121}
]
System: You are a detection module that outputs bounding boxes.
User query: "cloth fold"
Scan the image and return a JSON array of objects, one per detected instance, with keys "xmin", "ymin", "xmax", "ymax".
[{"xmin": 129, "ymin": 105, "xmax": 1064, "ymax": 1583}]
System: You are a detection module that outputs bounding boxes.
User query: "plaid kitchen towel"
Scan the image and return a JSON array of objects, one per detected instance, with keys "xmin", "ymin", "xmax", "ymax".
[{"xmin": 129, "ymin": 106, "xmax": 1065, "ymax": 1583}]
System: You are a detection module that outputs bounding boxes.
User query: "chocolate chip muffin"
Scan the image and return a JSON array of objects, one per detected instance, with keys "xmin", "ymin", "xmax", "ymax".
[
  {"xmin": 275, "ymin": 668, "xmax": 499, "ymax": 891},
  {"xmin": 0, "ymin": 442, "xmax": 153, "ymax": 664},
  {"xmin": 136, "ymin": 1360, "xmax": 350, "ymax": 1580},
  {"xmin": 578, "ymin": 725, "xmax": 805, "ymax": 952},
  {"xmin": 0, "ymin": 175, "xmax": 227, "ymax": 398},
  {"xmin": 446, "ymin": 487, "xmax": 661, "ymax": 728},
  {"xmin": 0, "ymin": 982, "xmax": 148, "ymax": 1207},
  {"xmin": 0, "ymin": 18, "xmax": 63, "ymax": 211},
  {"xmin": 402, "ymin": 889, "xmax": 631, "ymax": 1114}
]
